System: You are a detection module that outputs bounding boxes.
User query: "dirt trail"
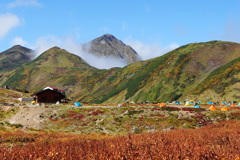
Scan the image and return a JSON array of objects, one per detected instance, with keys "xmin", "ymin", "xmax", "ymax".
[
  {"xmin": 7, "ymin": 105, "xmax": 51, "ymax": 129},
  {"xmin": 5, "ymin": 104, "xmax": 112, "ymax": 129}
]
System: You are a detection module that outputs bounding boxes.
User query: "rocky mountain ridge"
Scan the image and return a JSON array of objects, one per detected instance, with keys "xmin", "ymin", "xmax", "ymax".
[{"xmin": 81, "ymin": 34, "xmax": 141, "ymax": 64}]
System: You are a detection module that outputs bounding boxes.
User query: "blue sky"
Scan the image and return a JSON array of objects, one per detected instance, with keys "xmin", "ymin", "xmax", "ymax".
[{"xmin": 1, "ymin": 0, "xmax": 240, "ymax": 67}]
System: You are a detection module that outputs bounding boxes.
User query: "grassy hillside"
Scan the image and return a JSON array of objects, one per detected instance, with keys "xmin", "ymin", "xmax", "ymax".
[
  {"xmin": 0, "ymin": 45, "xmax": 32, "ymax": 74},
  {"xmin": 0, "ymin": 47, "xmax": 99, "ymax": 92},
  {"xmin": 190, "ymin": 57, "xmax": 240, "ymax": 101},
  {"xmin": 0, "ymin": 88, "xmax": 30, "ymax": 104},
  {"xmin": 0, "ymin": 41, "xmax": 240, "ymax": 103},
  {"xmin": 102, "ymin": 41, "xmax": 240, "ymax": 103}
]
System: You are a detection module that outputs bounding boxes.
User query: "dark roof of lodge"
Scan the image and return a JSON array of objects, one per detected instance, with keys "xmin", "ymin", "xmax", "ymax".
[{"xmin": 32, "ymin": 86, "xmax": 65, "ymax": 97}]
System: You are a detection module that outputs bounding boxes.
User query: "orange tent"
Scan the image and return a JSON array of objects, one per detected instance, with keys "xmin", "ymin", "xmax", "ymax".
[
  {"xmin": 230, "ymin": 103, "xmax": 235, "ymax": 107},
  {"xmin": 159, "ymin": 102, "xmax": 166, "ymax": 107},
  {"xmin": 221, "ymin": 107, "xmax": 229, "ymax": 111},
  {"xmin": 209, "ymin": 105, "xmax": 217, "ymax": 111}
]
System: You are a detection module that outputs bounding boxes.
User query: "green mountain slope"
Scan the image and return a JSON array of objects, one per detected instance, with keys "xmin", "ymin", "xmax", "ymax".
[
  {"xmin": 0, "ymin": 45, "xmax": 32, "ymax": 74},
  {"xmin": 0, "ymin": 47, "xmax": 100, "ymax": 92},
  {"xmin": 89, "ymin": 41, "xmax": 240, "ymax": 103},
  {"xmin": 191, "ymin": 57, "xmax": 240, "ymax": 101},
  {"xmin": 0, "ymin": 41, "xmax": 240, "ymax": 103}
]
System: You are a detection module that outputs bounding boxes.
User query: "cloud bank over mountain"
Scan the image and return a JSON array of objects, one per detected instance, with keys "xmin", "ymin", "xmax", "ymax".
[{"xmin": 125, "ymin": 39, "xmax": 179, "ymax": 60}]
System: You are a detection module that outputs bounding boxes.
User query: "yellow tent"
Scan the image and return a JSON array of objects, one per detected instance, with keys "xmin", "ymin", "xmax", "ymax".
[
  {"xmin": 221, "ymin": 107, "xmax": 229, "ymax": 111},
  {"xmin": 130, "ymin": 101, "xmax": 135, "ymax": 104},
  {"xmin": 185, "ymin": 102, "xmax": 191, "ymax": 106},
  {"xmin": 209, "ymin": 105, "xmax": 217, "ymax": 111}
]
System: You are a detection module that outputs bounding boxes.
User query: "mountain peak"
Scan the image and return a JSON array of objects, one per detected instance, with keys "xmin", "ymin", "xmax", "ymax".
[
  {"xmin": 32, "ymin": 46, "xmax": 93, "ymax": 69},
  {"xmin": 82, "ymin": 34, "xmax": 142, "ymax": 64},
  {"xmin": 101, "ymin": 34, "xmax": 117, "ymax": 41},
  {"xmin": 9, "ymin": 45, "xmax": 32, "ymax": 53},
  {"xmin": 0, "ymin": 45, "xmax": 33, "ymax": 73}
]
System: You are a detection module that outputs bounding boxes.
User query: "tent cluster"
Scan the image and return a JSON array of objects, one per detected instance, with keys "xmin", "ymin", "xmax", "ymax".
[
  {"xmin": 181, "ymin": 99, "xmax": 240, "ymax": 111},
  {"xmin": 208, "ymin": 105, "xmax": 230, "ymax": 111}
]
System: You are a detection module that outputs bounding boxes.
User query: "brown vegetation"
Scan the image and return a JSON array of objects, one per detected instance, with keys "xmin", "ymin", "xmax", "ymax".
[{"xmin": 0, "ymin": 120, "xmax": 239, "ymax": 159}]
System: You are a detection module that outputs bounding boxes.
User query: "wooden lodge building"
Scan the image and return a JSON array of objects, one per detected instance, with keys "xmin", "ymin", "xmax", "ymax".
[{"xmin": 32, "ymin": 86, "xmax": 66, "ymax": 103}]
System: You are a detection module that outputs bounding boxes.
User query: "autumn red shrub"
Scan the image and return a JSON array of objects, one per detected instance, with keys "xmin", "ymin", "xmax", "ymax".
[
  {"xmin": 161, "ymin": 106, "xmax": 181, "ymax": 111},
  {"xmin": 0, "ymin": 120, "xmax": 239, "ymax": 159},
  {"xmin": 67, "ymin": 110, "xmax": 78, "ymax": 117},
  {"xmin": 90, "ymin": 110, "xmax": 105, "ymax": 116},
  {"xmin": 231, "ymin": 107, "xmax": 240, "ymax": 110},
  {"xmin": 151, "ymin": 107, "xmax": 161, "ymax": 111},
  {"xmin": 181, "ymin": 107, "xmax": 206, "ymax": 112},
  {"xmin": 230, "ymin": 112, "xmax": 240, "ymax": 119}
]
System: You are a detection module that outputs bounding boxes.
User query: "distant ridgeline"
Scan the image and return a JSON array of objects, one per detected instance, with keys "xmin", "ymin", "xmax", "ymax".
[{"xmin": 0, "ymin": 39, "xmax": 239, "ymax": 103}]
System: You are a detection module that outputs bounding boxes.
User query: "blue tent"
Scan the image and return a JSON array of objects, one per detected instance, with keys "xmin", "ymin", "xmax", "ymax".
[
  {"xmin": 207, "ymin": 102, "xmax": 213, "ymax": 105},
  {"xmin": 74, "ymin": 102, "xmax": 82, "ymax": 106},
  {"xmin": 175, "ymin": 101, "xmax": 180, "ymax": 105},
  {"xmin": 194, "ymin": 105, "xmax": 201, "ymax": 108}
]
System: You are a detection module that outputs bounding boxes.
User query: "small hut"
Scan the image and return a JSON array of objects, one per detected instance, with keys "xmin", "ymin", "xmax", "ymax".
[{"xmin": 32, "ymin": 86, "xmax": 66, "ymax": 103}]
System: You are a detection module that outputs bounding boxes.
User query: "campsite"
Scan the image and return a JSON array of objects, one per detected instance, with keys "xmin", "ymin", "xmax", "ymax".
[{"xmin": 0, "ymin": 87, "xmax": 240, "ymax": 159}]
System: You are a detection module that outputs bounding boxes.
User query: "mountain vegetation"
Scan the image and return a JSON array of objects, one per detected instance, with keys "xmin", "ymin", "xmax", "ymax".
[
  {"xmin": 0, "ymin": 45, "xmax": 33, "ymax": 74},
  {"xmin": 0, "ymin": 118, "xmax": 240, "ymax": 159},
  {"xmin": 0, "ymin": 40, "xmax": 239, "ymax": 103}
]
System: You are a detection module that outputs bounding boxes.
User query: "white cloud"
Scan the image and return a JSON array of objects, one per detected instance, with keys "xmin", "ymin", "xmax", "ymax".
[
  {"xmin": 11, "ymin": 37, "xmax": 27, "ymax": 46},
  {"xmin": 7, "ymin": 0, "xmax": 42, "ymax": 8},
  {"xmin": 30, "ymin": 35, "xmax": 126, "ymax": 69},
  {"xmin": 0, "ymin": 13, "xmax": 21, "ymax": 39},
  {"xmin": 30, "ymin": 35, "xmax": 179, "ymax": 69},
  {"xmin": 31, "ymin": 35, "xmax": 61, "ymax": 58},
  {"xmin": 125, "ymin": 39, "xmax": 179, "ymax": 60}
]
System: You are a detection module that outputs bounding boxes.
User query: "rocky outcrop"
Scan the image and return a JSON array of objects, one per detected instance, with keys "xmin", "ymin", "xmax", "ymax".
[{"xmin": 82, "ymin": 34, "xmax": 141, "ymax": 64}]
